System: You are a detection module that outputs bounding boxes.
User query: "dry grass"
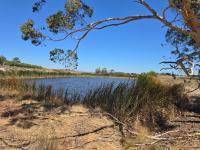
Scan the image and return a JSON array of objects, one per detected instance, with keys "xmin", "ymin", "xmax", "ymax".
[{"xmin": 34, "ymin": 129, "xmax": 58, "ymax": 150}]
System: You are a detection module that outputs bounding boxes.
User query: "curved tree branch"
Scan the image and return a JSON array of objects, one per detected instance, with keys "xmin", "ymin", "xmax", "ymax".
[{"xmin": 45, "ymin": 0, "xmax": 192, "ymax": 52}]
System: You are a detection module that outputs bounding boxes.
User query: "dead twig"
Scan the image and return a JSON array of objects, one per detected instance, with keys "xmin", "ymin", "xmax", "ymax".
[
  {"xmin": 54, "ymin": 124, "xmax": 115, "ymax": 139},
  {"xmin": 67, "ymin": 112, "xmax": 139, "ymax": 136}
]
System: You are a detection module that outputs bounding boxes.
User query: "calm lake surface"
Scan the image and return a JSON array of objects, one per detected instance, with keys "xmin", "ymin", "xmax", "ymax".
[{"xmin": 28, "ymin": 77, "xmax": 133, "ymax": 96}]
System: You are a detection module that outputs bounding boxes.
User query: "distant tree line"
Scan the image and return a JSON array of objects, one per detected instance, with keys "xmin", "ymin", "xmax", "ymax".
[
  {"xmin": 0, "ymin": 56, "xmax": 43, "ymax": 69},
  {"xmin": 95, "ymin": 67, "xmax": 137, "ymax": 77},
  {"xmin": 95, "ymin": 67, "xmax": 112, "ymax": 74}
]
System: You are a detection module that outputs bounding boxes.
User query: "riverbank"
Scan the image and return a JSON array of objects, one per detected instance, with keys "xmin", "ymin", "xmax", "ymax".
[{"xmin": 0, "ymin": 75, "xmax": 200, "ymax": 149}]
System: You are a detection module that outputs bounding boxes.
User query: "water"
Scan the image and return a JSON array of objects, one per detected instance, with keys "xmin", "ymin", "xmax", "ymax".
[{"xmin": 27, "ymin": 77, "xmax": 133, "ymax": 96}]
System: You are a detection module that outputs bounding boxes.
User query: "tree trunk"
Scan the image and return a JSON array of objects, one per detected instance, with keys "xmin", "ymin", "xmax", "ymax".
[{"xmin": 196, "ymin": 30, "xmax": 200, "ymax": 48}]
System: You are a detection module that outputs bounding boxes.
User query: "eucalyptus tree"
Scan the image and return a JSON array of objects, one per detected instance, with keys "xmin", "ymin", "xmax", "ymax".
[{"xmin": 21, "ymin": 0, "xmax": 200, "ymax": 76}]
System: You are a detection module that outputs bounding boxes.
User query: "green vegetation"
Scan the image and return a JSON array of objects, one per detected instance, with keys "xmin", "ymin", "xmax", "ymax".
[
  {"xmin": 0, "ymin": 70, "xmax": 73, "ymax": 78},
  {"xmin": 4, "ymin": 61, "xmax": 43, "ymax": 69},
  {"xmin": 143, "ymin": 71, "xmax": 157, "ymax": 77},
  {"xmin": 0, "ymin": 56, "xmax": 75, "ymax": 78},
  {"xmin": 0, "ymin": 55, "xmax": 42, "ymax": 69}
]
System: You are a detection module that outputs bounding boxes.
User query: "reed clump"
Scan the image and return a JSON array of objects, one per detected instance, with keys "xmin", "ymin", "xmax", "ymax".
[
  {"xmin": 83, "ymin": 73, "xmax": 188, "ymax": 130},
  {"xmin": 0, "ymin": 78, "xmax": 35, "ymax": 93},
  {"xmin": 0, "ymin": 78, "xmax": 80, "ymax": 107}
]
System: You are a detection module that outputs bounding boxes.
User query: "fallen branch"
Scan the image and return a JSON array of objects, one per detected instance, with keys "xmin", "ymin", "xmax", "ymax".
[
  {"xmin": 54, "ymin": 124, "xmax": 115, "ymax": 139},
  {"xmin": 67, "ymin": 112, "xmax": 139, "ymax": 136},
  {"xmin": 60, "ymin": 111, "xmax": 200, "ymax": 144},
  {"xmin": 153, "ymin": 129, "xmax": 180, "ymax": 138}
]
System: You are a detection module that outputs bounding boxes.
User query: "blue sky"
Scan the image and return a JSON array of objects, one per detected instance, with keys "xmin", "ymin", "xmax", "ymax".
[{"xmin": 0, "ymin": 0, "xmax": 175, "ymax": 73}]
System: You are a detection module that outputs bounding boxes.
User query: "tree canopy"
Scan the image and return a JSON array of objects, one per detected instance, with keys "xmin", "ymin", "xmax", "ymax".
[
  {"xmin": 21, "ymin": 0, "xmax": 200, "ymax": 76},
  {"xmin": 12, "ymin": 57, "xmax": 21, "ymax": 64}
]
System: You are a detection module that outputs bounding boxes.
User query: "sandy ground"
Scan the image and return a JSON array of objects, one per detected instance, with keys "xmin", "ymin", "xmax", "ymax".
[{"xmin": 0, "ymin": 92, "xmax": 122, "ymax": 150}]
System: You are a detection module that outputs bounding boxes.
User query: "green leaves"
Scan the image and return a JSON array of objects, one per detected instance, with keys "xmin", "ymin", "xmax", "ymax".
[
  {"xmin": 65, "ymin": 0, "xmax": 93, "ymax": 17},
  {"xmin": 170, "ymin": 0, "xmax": 200, "ymax": 13},
  {"xmin": 49, "ymin": 49, "xmax": 78, "ymax": 69},
  {"xmin": 46, "ymin": 0, "xmax": 93, "ymax": 69},
  {"xmin": 32, "ymin": 0, "xmax": 46, "ymax": 12},
  {"xmin": 21, "ymin": 0, "xmax": 94, "ymax": 69},
  {"xmin": 65, "ymin": 0, "xmax": 83, "ymax": 14},
  {"xmin": 46, "ymin": 11, "xmax": 74, "ymax": 33},
  {"xmin": 46, "ymin": 0, "xmax": 93, "ymax": 33},
  {"xmin": 20, "ymin": 20, "xmax": 45, "ymax": 46}
]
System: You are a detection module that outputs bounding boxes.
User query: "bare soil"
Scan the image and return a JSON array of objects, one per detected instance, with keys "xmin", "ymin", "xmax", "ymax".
[{"xmin": 0, "ymin": 91, "xmax": 122, "ymax": 150}]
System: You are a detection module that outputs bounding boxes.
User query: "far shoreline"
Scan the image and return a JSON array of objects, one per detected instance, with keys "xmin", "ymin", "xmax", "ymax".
[{"xmin": 0, "ymin": 74, "xmax": 135, "ymax": 80}]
